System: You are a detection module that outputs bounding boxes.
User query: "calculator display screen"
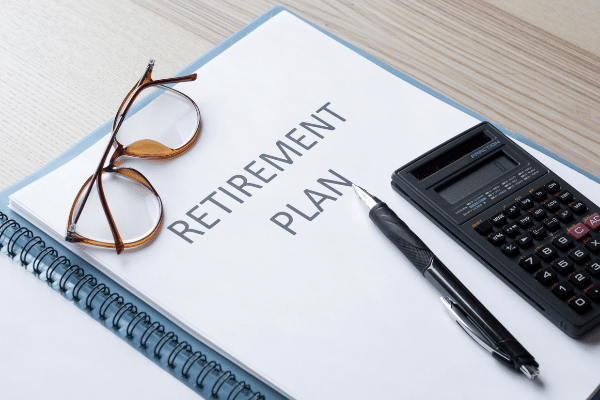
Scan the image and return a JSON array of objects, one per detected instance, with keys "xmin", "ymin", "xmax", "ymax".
[
  {"xmin": 410, "ymin": 132, "xmax": 492, "ymax": 180},
  {"xmin": 436, "ymin": 152, "xmax": 518, "ymax": 204}
]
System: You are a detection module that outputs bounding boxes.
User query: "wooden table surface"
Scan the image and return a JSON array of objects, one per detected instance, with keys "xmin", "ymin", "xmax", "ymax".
[{"xmin": 1, "ymin": 0, "xmax": 599, "ymax": 192}]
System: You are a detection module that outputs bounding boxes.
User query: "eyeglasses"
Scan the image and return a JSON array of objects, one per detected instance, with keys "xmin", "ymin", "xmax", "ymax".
[{"xmin": 66, "ymin": 60, "xmax": 201, "ymax": 254}]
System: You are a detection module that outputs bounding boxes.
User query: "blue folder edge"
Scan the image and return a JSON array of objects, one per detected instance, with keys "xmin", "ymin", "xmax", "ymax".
[{"xmin": 1, "ymin": 6, "xmax": 599, "ymax": 400}]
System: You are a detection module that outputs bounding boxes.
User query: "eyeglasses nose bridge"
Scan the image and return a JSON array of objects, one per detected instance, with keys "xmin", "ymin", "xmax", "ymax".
[{"xmin": 108, "ymin": 140, "xmax": 126, "ymax": 167}]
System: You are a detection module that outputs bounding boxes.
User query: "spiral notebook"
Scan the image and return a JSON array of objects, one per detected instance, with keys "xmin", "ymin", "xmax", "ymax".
[
  {"xmin": 0, "ymin": 255, "xmax": 201, "ymax": 399},
  {"xmin": 2, "ymin": 7, "xmax": 600, "ymax": 400}
]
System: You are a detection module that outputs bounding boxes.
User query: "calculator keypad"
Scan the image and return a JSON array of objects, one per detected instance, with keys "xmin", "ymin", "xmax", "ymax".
[
  {"xmin": 531, "ymin": 207, "xmax": 546, "ymax": 220},
  {"xmin": 531, "ymin": 225, "xmax": 547, "ymax": 240},
  {"xmin": 557, "ymin": 208, "xmax": 574, "ymax": 222},
  {"xmin": 544, "ymin": 198, "xmax": 561, "ymax": 212},
  {"xmin": 503, "ymin": 223, "xmax": 520, "ymax": 238},
  {"xmin": 568, "ymin": 223, "xmax": 589, "ymax": 240},
  {"xmin": 552, "ymin": 258, "xmax": 573, "ymax": 275},
  {"xmin": 544, "ymin": 180, "xmax": 560, "ymax": 193},
  {"xmin": 558, "ymin": 191, "xmax": 573, "ymax": 204},
  {"xmin": 544, "ymin": 217, "xmax": 560, "ymax": 232},
  {"xmin": 571, "ymin": 201, "xmax": 587, "ymax": 214},
  {"xmin": 569, "ymin": 296, "xmax": 592, "ymax": 313},
  {"xmin": 584, "ymin": 237, "xmax": 600, "ymax": 254},
  {"xmin": 516, "ymin": 234, "xmax": 533, "ymax": 248},
  {"xmin": 531, "ymin": 188, "xmax": 547, "ymax": 202},
  {"xmin": 474, "ymin": 179, "xmax": 600, "ymax": 316},
  {"xmin": 552, "ymin": 235, "xmax": 573, "ymax": 251},
  {"xmin": 505, "ymin": 203, "xmax": 521, "ymax": 218},
  {"xmin": 585, "ymin": 213, "xmax": 600, "ymax": 230},
  {"xmin": 518, "ymin": 196, "xmax": 535, "ymax": 210},
  {"xmin": 517, "ymin": 215, "xmax": 534, "ymax": 228},
  {"xmin": 553, "ymin": 281, "xmax": 574, "ymax": 299},
  {"xmin": 587, "ymin": 286, "xmax": 600, "ymax": 302}
]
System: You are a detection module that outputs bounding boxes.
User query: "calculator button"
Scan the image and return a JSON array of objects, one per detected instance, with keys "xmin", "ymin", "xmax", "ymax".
[
  {"xmin": 518, "ymin": 196, "xmax": 535, "ymax": 210},
  {"xmin": 569, "ymin": 271, "xmax": 592, "ymax": 289},
  {"xmin": 552, "ymin": 281, "xmax": 574, "ymax": 299},
  {"xmin": 586, "ymin": 261, "xmax": 600, "ymax": 277},
  {"xmin": 531, "ymin": 207, "xmax": 547, "ymax": 221},
  {"xmin": 536, "ymin": 268, "xmax": 557, "ymax": 286},
  {"xmin": 505, "ymin": 203, "xmax": 521, "ymax": 218},
  {"xmin": 552, "ymin": 234, "xmax": 574, "ymax": 251},
  {"xmin": 475, "ymin": 220, "xmax": 494, "ymax": 235},
  {"xmin": 488, "ymin": 232, "xmax": 506, "ymax": 246},
  {"xmin": 584, "ymin": 213, "xmax": 600, "ymax": 231},
  {"xmin": 568, "ymin": 223, "xmax": 590, "ymax": 240},
  {"xmin": 557, "ymin": 191, "xmax": 573, "ymax": 204},
  {"xmin": 490, "ymin": 212, "xmax": 507, "ymax": 227},
  {"xmin": 536, "ymin": 244, "xmax": 558, "ymax": 261},
  {"xmin": 530, "ymin": 225, "xmax": 547, "ymax": 240},
  {"xmin": 585, "ymin": 237, "xmax": 600, "ymax": 254},
  {"xmin": 519, "ymin": 255, "xmax": 541, "ymax": 272},
  {"xmin": 516, "ymin": 234, "xmax": 534, "ymax": 249},
  {"xmin": 570, "ymin": 201, "xmax": 587, "ymax": 215},
  {"xmin": 502, "ymin": 243, "xmax": 519, "ymax": 257},
  {"xmin": 502, "ymin": 223, "xmax": 520, "ymax": 238},
  {"xmin": 517, "ymin": 215, "xmax": 534, "ymax": 228},
  {"xmin": 586, "ymin": 285, "xmax": 600, "ymax": 303},
  {"xmin": 531, "ymin": 188, "xmax": 547, "ymax": 202},
  {"xmin": 569, "ymin": 296, "xmax": 592, "ymax": 314},
  {"xmin": 557, "ymin": 208, "xmax": 573, "ymax": 223},
  {"xmin": 569, "ymin": 247, "xmax": 590, "ymax": 264},
  {"xmin": 552, "ymin": 258, "xmax": 574, "ymax": 275},
  {"xmin": 544, "ymin": 217, "xmax": 560, "ymax": 232},
  {"xmin": 544, "ymin": 198, "xmax": 561, "ymax": 212},
  {"xmin": 544, "ymin": 181, "xmax": 560, "ymax": 194}
]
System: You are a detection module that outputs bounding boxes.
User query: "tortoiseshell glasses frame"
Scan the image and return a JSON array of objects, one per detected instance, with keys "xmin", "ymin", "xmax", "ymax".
[{"xmin": 66, "ymin": 60, "xmax": 202, "ymax": 254}]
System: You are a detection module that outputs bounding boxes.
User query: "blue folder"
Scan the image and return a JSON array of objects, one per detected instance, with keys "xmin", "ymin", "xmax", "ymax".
[{"xmin": 1, "ymin": 6, "xmax": 599, "ymax": 400}]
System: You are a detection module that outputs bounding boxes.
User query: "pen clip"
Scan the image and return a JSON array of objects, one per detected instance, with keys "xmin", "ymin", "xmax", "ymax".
[{"xmin": 440, "ymin": 297, "xmax": 512, "ymax": 365}]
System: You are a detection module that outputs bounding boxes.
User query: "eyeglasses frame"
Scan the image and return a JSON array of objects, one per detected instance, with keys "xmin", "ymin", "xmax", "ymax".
[{"xmin": 66, "ymin": 60, "xmax": 202, "ymax": 254}]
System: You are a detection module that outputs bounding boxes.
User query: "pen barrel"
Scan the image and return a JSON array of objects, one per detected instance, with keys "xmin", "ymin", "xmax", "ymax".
[
  {"xmin": 495, "ymin": 339, "xmax": 539, "ymax": 369},
  {"xmin": 425, "ymin": 259, "xmax": 538, "ymax": 369},
  {"xmin": 424, "ymin": 260, "xmax": 514, "ymax": 344},
  {"xmin": 369, "ymin": 202, "xmax": 434, "ymax": 273}
]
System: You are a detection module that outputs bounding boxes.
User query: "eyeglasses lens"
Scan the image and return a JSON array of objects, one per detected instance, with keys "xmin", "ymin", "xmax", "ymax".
[
  {"xmin": 74, "ymin": 172, "xmax": 161, "ymax": 245},
  {"xmin": 117, "ymin": 86, "xmax": 199, "ymax": 150}
]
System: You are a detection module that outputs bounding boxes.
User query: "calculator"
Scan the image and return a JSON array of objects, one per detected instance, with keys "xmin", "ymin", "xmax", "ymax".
[{"xmin": 392, "ymin": 122, "xmax": 600, "ymax": 338}]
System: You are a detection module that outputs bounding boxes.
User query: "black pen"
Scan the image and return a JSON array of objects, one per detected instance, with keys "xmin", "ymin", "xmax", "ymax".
[{"xmin": 353, "ymin": 184, "xmax": 540, "ymax": 379}]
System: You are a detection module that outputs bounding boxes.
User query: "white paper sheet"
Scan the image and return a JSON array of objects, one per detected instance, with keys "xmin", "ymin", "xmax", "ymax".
[{"xmin": 10, "ymin": 11, "xmax": 600, "ymax": 400}]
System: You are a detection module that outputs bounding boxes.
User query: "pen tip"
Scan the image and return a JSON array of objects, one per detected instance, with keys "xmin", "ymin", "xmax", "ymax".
[
  {"xmin": 520, "ymin": 365, "xmax": 540, "ymax": 380},
  {"xmin": 352, "ymin": 183, "xmax": 364, "ymax": 197},
  {"xmin": 352, "ymin": 184, "xmax": 379, "ymax": 210}
]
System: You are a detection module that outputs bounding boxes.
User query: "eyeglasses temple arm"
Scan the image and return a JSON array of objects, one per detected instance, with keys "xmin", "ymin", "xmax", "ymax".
[
  {"xmin": 71, "ymin": 114, "xmax": 124, "ymax": 226},
  {"xmin": 150, "ymin": 73, "xmax": 197, "ymax": 87},
  {"xmin": 96, "ymin": 170, "xmax": 125, "ymax": 254}
]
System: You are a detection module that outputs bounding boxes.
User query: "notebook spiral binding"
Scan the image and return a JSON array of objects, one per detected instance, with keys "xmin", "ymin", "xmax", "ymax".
[{"xmin": 0, "ymin": 211, "xmax": 266, "ymax": 400}]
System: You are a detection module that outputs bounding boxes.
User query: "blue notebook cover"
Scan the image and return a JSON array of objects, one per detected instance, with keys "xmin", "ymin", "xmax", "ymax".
[{"xmin": 1, "ymin": 6, "xmax": 599, "ymax": 400}]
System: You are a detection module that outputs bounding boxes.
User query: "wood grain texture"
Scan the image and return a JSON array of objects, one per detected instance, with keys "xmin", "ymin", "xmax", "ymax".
[
  {"xmin": 0, "ymin": 0, "xmax": 211, "ymax": 191},
  {"xmin": 484, "ymin": 0, "xmax": 600, "ymax": 55},
  {"xmin": 1, "ymin": 0, "xmax": 599, "ymax": 192}
]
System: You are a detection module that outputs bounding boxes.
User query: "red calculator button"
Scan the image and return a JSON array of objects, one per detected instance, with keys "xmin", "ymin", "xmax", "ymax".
[
  {"xmin": 568, "ymin": 223, "xmax": 590, "ymax": 240},
  {"xmin": 584, "ymin": 213, "xmax": 600, "ymax": 231}
]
